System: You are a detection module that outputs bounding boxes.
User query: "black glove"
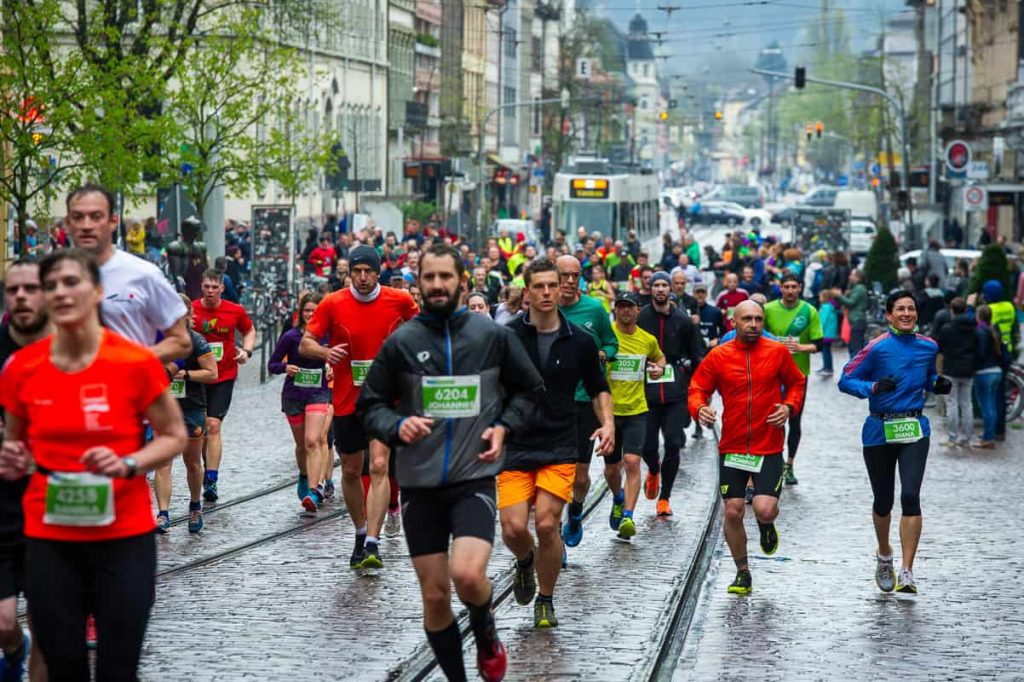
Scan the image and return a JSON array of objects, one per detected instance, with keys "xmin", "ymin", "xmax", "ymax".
[
  {"xmin": 933, "ymin": 376, "xmax": 952, "ymax": 395},
  {"xmin": 873, "ymin": 376, "xmax": 897, "ymax": 395}
]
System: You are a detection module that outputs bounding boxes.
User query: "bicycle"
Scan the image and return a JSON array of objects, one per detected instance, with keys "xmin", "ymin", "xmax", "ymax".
[{"xmin": 1008, "ymin": 361, "xmax": 1023, "ymax": 423}]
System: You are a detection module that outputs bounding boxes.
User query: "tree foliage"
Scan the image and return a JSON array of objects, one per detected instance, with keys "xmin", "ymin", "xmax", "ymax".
[
  {"xmin": 969, "ymin": 244, "xmax": 1011, "ymax": 295},
  {"xmin": 864, "ymin": 225, "xmax": 899, "ymax": 291}
]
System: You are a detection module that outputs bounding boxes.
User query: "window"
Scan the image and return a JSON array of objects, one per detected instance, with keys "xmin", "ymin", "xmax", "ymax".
[
  {"xmin": 532, "ymin": 97, "xmax": 541, "ymax": 136},
  {"xmin": 532, "ymin": 37, "xmax": 542, "ymax": 71},
  {"xmin": 643, "ymin": 63, "xmax": 650, "ymax": 77}
]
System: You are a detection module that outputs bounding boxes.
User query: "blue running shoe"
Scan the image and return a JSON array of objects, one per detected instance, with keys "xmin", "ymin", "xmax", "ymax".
[
  {"xmin": 187, "ymin": 508, "xmax": 204, "ymax": 534},
  {"xmin": 202, "ymin": 478, "xmax": 219, "ymax": 503},
  {"xmin": 562, "ymin": 513, "xmax": 584, "ymax": 547},
  {"xmin": 609, "ymin": 491, "xmax": 625, "ymax": 531},
  {"xmin": 323, "ymin": 478, "xmax": 336, "ymax": 499},
  {"xmin": 297, "ymin": 475, "xmax": 309, "ymax": 501},
  {"xmin": 155, "ymin": 512, "xmax": 170, "ymax": 534}
]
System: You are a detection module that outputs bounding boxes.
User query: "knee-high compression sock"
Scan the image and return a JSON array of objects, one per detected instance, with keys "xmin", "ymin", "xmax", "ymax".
[
  {"xmin": 660, "ymin": 450, "xmax": 680, "ymax": 500},
  {"xmin": 425, "ymin": 620, "xmax": 466, "ymax": 682},
  {"xmin": 463, "ymin": 590, "xmax": 498, "ymax": 650}
]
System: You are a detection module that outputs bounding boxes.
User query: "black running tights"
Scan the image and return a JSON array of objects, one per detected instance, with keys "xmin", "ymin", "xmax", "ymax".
[
  {"xmin": 642, "ymin": 402, "xmax": 687, "ymax": 499},
  {"xmin": 25, "ymin": 533, "xmax": 155, "ymax": 682},
  {"xmin": 862, "ymin": 438, "xmax": 929, "ymax": 517}
]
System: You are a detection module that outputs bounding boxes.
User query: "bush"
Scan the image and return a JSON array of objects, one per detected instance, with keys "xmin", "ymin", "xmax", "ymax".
[
  {"xmin": 401, "ymin": 201, "xmax": 436, "ymax": 225},
  {"xmin": 969, "ymin": 243, "xmax": 1011, "ymax": 294},
  {"xmin": 863, "ymin": 225, "xmax": 898, "ymax": 291},
  {"xmin": 416, "ymin": 33, "xmax": 439, "ymax": 48}
]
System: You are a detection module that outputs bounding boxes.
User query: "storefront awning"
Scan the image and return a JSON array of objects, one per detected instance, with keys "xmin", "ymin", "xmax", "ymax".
[
  {"xmin": 486, "ymin": 153, "xmax": 514, "ymax": 169},
  {"xmin": 983, "ymin": 182, "xmax": 1024, "ymax": 193}
]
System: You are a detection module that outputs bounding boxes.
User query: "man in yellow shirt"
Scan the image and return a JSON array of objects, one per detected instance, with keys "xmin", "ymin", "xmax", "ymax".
[{"xmin": 605, "ymin": 291, "xmax": 665, "ymax": 540}]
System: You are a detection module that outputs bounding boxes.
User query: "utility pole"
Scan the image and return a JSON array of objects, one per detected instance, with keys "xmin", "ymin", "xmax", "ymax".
[{"xmin": 754, "ymin": 67, "xmax": 914, "ymax": 229}]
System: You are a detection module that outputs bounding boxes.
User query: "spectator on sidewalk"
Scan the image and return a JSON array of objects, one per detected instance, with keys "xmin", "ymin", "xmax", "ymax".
[
  {"xmin": 973, "ymin": 304, "xmax": 1005, "ymax": 449},
  {"xmin": 935, "ymin": 298, "xmax": 977, "ymax": 446}
]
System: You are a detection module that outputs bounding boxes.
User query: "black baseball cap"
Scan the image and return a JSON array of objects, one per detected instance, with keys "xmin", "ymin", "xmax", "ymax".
[{"xmin": 615, "ymin": 291, "xmax": 641, "ymax": 306}]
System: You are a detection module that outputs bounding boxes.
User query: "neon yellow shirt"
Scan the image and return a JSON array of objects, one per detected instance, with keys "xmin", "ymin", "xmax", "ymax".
[{"xmin": 608, "ymin": 323, "xmax": 663, "ymax": 416}]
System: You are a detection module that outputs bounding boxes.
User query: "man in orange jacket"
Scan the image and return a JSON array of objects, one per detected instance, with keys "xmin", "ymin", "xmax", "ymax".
[{"xmin": 688, "ymin": 300, "xmax": 806, "ymax": 595}]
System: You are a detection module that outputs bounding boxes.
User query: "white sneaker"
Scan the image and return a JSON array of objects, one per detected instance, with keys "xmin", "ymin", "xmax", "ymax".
[
  {"xmin": 384, "ymin": 510, "xmax": 402, "ymax": 538},
  {"xmin": 896, "ymin": 567, "xmax": 918, "ymax": 594},
  {"xmin": 875, "ymin": 554, "xmax": 895, "ymax": 592}
]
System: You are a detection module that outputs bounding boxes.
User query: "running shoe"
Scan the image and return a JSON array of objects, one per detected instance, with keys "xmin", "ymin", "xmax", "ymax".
[
  {"xmin": 972, "ymin": 439, "xmax": 995, "ymax": 449},
  {"xmin": 644, "ymin": 472, "xmax": 660, "ymax": 500},
  {"xmin": 896, "ymin": 567, "xmax": 918, "ymax": 594},
  {"xmin": 758, "ymin": 522, "xmax": 778, "ymax": 556},
  {"xmin": 155, "ymin": 513, "xmax": 171, "ymax": 534},
  {"xmin": 534, "ymin": 600, "xmax": 558, "ymax": 628},
  {"xmin": 562, "ymin": 513, "xmax": 584, "ymax": 547},
  {"xmin": 86, "ymin": 614, "xmax": 97, "ymax": 649},
  {"xmin": 359, "ymin": 543, "xmax": 384, "ymax": 569},
  {"xmin": 296, "ymin": 475, "xmax": 309, "ymax": 501},
  {"xmin": 609, "ymin": 491, "xmax": 625, "ymax": 531},
  {"xmin": 1, "ymin": 629, "xmax": 29, "ymax": 682},
  {"xmin": 384, "ymin": 509, "xmax": 402, "ymax": 538},
  {"xmin": 349, "ymin": 545, "xmax": 365, "ymax": 570},
  {"xmin": 875, "ymin": 554, "xmax": 895, "ymax": 593},
  {"xmin": 727, "ymin": 570, "xmax": 752, "ymax": 595},
  {"xmin": 513, "ymin": 554, "xmax": 536, "ymax": 605},
  {"xmin": 187, "ymin": 508, "xmax": 204, "ymax": 534},
  {"xmin": 202, "ymin": 478, "xmax": 219, "ymax": 503},
  {"xmin": 302, "ymin": 488, "xmax": 324, "ymax": 513},
  {"xmin": 744, "ymin": 486, "xmax": 754, "ymax": 505},
  {"xmin": 476, "ymin": 639, "xmax": 507, "ymax": 682},
  {"xmin": 616, "ymin": 515, "xmax": 636, "ymax": 540},
  {"xmin": 783, "ymin": 463, "xmax": 798, "ymax": 486},
  {"xmin": 323, "ymin": 478, "xmax": 336, "ymax": 499},
  {"xmin": 656, "ymin": 499, "xmax": 673, "ymax": 517}
]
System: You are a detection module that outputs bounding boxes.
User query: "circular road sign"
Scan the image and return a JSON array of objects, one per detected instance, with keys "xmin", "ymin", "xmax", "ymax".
[
  {"xmin": 945, "ymin": 140, "xmax": 971, "ymax": 173},
  {"xmin": 963, "ymin": 184, "xmax": 988, "ymax": 210}
]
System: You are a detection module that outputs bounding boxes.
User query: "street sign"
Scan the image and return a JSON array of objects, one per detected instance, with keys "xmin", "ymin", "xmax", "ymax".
[
  {"xmin": 945, "ymin": 139, "xmax": 971, "ymax": 173},
  {"xmin": 967, "ymin": 161, "xmax": 990, "ymax": 180},
  {"xmin": 963, "ymin": 184, "xmax": 988, "ymax": 212},
  {"xmin": 869, "ymin": 162, "xmax": 881, "ymax": 176},
  {"xmin": 837, "ymin": 174, "xmax": 849, "ymax": 187},
  {"xmin": 575, "ymin": 58, "xmax": 592, "ymax": 80}
]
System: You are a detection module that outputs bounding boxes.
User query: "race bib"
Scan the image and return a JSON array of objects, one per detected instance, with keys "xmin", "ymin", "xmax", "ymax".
[
  {"xmin": 351, "ymin": 360, "xmax": 373, "ymax": 387},
  {"xmin": 646, "ymin": 364, "xmax": 675, "ymax": 384},
  {"xmin": 170, "ymin": 379, "xmax": 186, "ymax": 399},
  {"xmin": 294, "ymin": 368, "xmax": 323, "ymax": 389},
  {"xmin": 43, "ymin": 473, "xmax": 115, "ymax": 527},
  {"xmin": 422, "ymin": 375, "xmax": 481, "ymax": 418},
  {"xmin": 722, "ymin": 453, "xmax": 764, "ymax": 473},
  {"xmin": 209, "ymin": 342, "xmax": 224, "ymax": 361},
  {"xmin": 883, "ymin": 417, "xmax": 922, "ymax": 444},
  {"xmin": 609, "ymin": 354, "xmax": 645, "ymax": 382}
]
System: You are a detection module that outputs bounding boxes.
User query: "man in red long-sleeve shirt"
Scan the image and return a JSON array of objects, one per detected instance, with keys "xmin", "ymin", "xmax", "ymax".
[
  {"xmin": 714, "ymin": 272, "xmax": 749, "ymax": 332},
  {"xmin": 307, "ymin": 235, "xmax": 337, "ymax": 278},
  {"xmin": 689, "ymin": 300, "xmax": 805, "ymax": 596}
]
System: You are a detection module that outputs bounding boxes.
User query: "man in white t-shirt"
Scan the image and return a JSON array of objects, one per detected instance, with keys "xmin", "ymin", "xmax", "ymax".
[{"xmin": 64, "ymin": 183, "xmax": 190, "ymax": 361}]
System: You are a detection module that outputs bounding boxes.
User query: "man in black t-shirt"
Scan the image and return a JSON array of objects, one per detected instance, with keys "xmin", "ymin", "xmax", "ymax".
[{"xmin": 0, "ymin": 259, "xmax": 52, "ymax": 677}]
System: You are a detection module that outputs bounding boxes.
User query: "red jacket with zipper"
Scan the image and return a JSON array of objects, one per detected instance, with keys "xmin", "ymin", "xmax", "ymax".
[{"xmin": 688, "ymin": 336, "xmax": 807, "ymax": 456}]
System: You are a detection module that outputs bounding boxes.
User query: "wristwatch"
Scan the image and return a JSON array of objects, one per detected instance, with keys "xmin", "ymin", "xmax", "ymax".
[
  {"xmin": 184, "ymin": 370, "xmax": 191, "ymax": 382},
  {"xmin": 122, "ymin": 457, "xmax": 138, "ymax": 479},
  {"xmin": 244, "ymin": 348, "xmax": 253, "ymax": 358}
]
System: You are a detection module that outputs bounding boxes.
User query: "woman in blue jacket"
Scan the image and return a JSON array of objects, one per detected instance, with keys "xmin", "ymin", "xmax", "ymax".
[{"xmin": 838, "ymin": 291, "xmax": 952, "ymax": 595}]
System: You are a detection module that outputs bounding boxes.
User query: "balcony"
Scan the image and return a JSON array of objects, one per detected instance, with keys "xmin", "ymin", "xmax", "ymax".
[{"xmin": 1007, "ymin": 80, "xmax": 1024, "ymax": 129}]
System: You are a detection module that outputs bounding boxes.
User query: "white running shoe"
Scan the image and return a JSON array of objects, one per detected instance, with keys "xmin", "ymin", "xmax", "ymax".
[
  {"xmin": 875, "ymin": 554, "xmax": 895, "ymax": 592},
  {"xmin": 384, "ymin": 510, "xmax": 402, "ymax": 538},
  {"xmin": 896, "ymin": 567, "xmax": 918, "ymax": 594}
]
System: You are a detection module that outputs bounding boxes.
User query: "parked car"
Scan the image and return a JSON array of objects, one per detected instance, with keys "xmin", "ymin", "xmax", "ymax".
[
  {"xmin": 899, "ymin": 248, "xmax": 982, "ymax": 270},
  {"xmin": 849, "ymin": 218, "xmax": 877, "ymax": 254},
  {"xmin": 835, "ymin": 190, "xmax": 879, "ymax": 223},
  {"xmin": 689, "ymin": 201, "xmax": 747, "ymax": 226},
  {"xmin": 799, "ymin": 185, "xmax": 839, "ymax": 207},
  {"xmin": 706, "ymin": 184, "xmax": 764, "ymax": 208}
]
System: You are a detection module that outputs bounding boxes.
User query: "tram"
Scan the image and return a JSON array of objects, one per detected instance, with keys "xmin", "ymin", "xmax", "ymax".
[{"xmin": 552, "ymin": 158, "xmax": 661, "ymax": 244}]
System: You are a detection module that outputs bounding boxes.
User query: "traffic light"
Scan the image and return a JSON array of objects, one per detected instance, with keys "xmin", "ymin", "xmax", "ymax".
[
  {"xmin": 795, "ymin": 66, "xmax": 806, "ymax": 89},
  {"xmin": 815, "ymin": 121, "xmax": 824, "ymax": 139},
  {"xmin": 713, "ymin": 111, "xmax": 723, "ymax": 121},
  {"xmin": 659, "ymin": 111, "xmax": 669, "ymax": 121}
]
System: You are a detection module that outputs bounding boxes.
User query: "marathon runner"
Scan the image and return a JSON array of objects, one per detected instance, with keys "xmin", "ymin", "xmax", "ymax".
[
  {"xmin": 269, "ymin": 293, "xmax": 332, "ymax": 513},
  {"xmin": 689, "ymin": 301, "xmax": 806, "ymax": 595},
  {"xmin": 301, "ymin": 244, "xmax": 418, "ymax": 570},
  {"xmin": 192, "ymin": 269, "xmax": 256, "ymax": 502},
  {"xmin": 502, "ymin": 260, "xmax": 613, "ymax": 628},
  {"xmin": 838, "ymin": 291, "xmax": 951, "ymax": 594},
  {"xmin": 357, "ymin": 243, "xmax": 543, "ymax": 682},
  {"xmin": 606, "ymin": 291, "xmax": 665, "ymax": 540},
  {"xmin": 154, "ymin": 294, "xmax": 218, "ymax": 533},
  {"xmin": 0, "ymin": 259, "xmax": 53, "ymax": 681},
  {"xmin": 554, "ymin": 255, "xmax": 618, "ymax": 550},
  {"xmin": 762, "ymin": 273, "xmax": 822, "ymax": 485},
  {"xmin": 638, "ymin": 272, "xmax": 702, "ymax": 517},
  {"xmin": 714, "ymin": 273, "xmax": 749, "ymax": 331}
]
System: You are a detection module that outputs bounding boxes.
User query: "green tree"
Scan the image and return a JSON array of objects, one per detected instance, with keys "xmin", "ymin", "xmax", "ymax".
[
  {"xmin": 864, "ymin": 225, "xmax": 899, "ymax": 291},
  {"xmin": 969, "ymin": 244, "xmax": 1011, "ymax": 294}
]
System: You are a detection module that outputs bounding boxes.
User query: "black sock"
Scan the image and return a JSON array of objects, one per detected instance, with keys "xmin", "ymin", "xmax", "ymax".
[
  {"xmin": 425, "ymin": 620, "xmax": 466, "ymax": 682},
  {"xmin": 536, "ymin": 592, "xmax": 553, "ymax": 605},
  {"xmin": 568, "ymin": 501, "xmax": 583, "ymax": 517},
  {"xmin": 463, "ymin": 591, "xmax": 497, "ymax": 650},
  {"xmin": 734, "ymin": 556, "xmax": 749, "ymax": 573},
  {"xmin": 355, "ymin": 532, "xmax": 366, "ymax": 552},
  {"xmin": 516, "ymin": 550, "xmax": 534, "ymax": 569}
]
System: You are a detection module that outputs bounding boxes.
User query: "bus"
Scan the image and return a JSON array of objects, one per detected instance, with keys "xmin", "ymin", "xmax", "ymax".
[{"xmin": 552, "ymin": 159, "xmax": 661, "ymax": 244}]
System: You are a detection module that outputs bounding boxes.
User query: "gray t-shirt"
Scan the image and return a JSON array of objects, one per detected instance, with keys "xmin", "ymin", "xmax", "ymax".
[{"xmin": 537, "ymin": 329, "xmax": 559, "ymax": 370}]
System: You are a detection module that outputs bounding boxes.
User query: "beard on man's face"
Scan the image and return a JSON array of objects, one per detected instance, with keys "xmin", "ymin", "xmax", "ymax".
[{"xmin": 423, "ymin": 287, "xmax": 461, "ymax": 317}]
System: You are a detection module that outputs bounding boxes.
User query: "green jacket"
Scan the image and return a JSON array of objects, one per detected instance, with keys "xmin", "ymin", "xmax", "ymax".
[
  {"xmin": 560, "ymin": 295, "xmax": 618, "ymax": 402},
  {"xmin": 835, "ymin": 283, "xmax": 868, "ymax": 327},
  {"xmin": 686, "ymin": 242, "xmax": 701, "ymax": 269}
]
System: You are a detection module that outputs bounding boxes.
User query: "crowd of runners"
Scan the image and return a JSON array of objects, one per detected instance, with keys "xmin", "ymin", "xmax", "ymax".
[{"xmin": 0, "ymin": 183, "xmax": 1021, "ymax": 680}]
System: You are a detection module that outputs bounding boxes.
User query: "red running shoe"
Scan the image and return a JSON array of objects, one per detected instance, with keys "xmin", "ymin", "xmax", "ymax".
[
  {"xmin": 86, "ymin": 614, "xmax": 97, "ymax": 649},
  {"xmin": 476, "ymin": 639, "xmax": 507, "ymax": 682}
]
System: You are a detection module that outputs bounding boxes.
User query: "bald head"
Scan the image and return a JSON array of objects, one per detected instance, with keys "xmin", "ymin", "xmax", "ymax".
[
  {"xmin": 733, "ymin": 300, "xmax": 764, "ymax": 344},
  {"xmin": 556, "ymin": 255, "xmax": 582, "ymax": 305}
]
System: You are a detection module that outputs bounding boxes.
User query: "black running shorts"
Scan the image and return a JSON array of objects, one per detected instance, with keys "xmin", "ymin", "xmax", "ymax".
[
  {"xmin": 204, "ymin": 380, "xmax": 236, "ymax": 421},
  {"xmin": 606, "ymin": 414, "xmax": 647, "ymax": 465},
  {"xmin": 401, "ymin": 478, "xmax": 497, "ymax": 557},
  {"xmin": 0, "ymin": 542, "xmax": 24, "ymax": 600},
  {"xmin": 718, "ymin": 453, "xmax": 785, "ymax": 499},
  {"xmin": 333, "ymin": 413, "xmax": 369, "ymax": 454}
]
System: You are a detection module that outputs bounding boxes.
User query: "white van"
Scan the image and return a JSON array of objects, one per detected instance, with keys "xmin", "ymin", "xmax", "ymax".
[{"xmin": 834, "ymin": 190, "xmax": 879, "ymax": 223}]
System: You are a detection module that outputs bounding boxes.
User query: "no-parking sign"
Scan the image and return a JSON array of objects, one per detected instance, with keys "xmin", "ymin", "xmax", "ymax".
[{"xmin": 963, "ymin": 184, "xmax": 988, "ymax": 212}]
